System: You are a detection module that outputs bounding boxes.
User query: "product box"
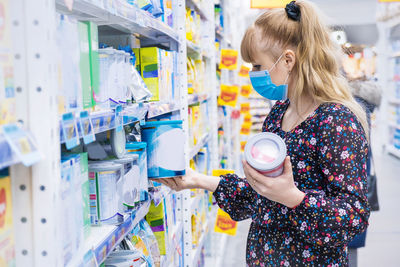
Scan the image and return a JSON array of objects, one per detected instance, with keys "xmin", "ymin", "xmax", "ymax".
[
  {"xmin": 140, "ymin": 47, "xmax": 161, "ymax": 101},
  {"xmin": 0, "ymin": 0, "xmax": 16, "ymax": 126},
  {"xmin": 84, "ymin": 22, "xmax": 100, "ymax": 108},
  {"xmin": 0, "ymin": 172, "xmax": 16, "ymax": 267},
  {"xmin": 78, "ymin": 22, "xmax": 93, "ymax": 109}
]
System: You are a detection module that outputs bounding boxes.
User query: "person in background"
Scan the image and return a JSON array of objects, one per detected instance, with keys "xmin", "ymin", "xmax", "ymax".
[
  {"xmin": 157, "ymin": 1, "xmax": 370, "ymax": 266},
  {"xmin": 347, "ymin": 78, "xmax": 382, "ymax": 267}
]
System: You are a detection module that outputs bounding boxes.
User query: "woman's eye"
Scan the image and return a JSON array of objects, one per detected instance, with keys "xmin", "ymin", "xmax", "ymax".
[{"xmin": 252, "ymin": 65, "xmax": 261, "ymax": 71}]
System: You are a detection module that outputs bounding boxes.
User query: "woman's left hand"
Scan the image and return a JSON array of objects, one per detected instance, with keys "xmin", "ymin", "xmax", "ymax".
[{"xmin": 243, "ymin": 156, "xmax": 305, "ymax": 208}]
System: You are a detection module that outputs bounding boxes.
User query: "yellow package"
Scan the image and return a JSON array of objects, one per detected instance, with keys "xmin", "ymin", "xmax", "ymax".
[{"xmin": 187, "ymin": 58, "xmax": 195, "ymax": 94}]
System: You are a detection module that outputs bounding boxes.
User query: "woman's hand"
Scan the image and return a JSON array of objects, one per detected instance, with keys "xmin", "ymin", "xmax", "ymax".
[
  {"xmin": 243, "ymin": 156, "xmax": 305, "ymax": 208},
  {"xmin": 154, "ymin": 168, "xmax": 200, "ymax": 191},
  {"xmin": 153, "ymin": 168, "xmax": 221, "ymax": 192}
]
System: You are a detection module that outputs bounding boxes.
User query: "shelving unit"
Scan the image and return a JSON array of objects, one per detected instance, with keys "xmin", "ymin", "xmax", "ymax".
[
  {"xmin": 1, "ymin": 0, "xmax": 223, "ymax": 266},
  {"xmin": 55, "ymin": 0, "xmax": 180, "ymax": 50},
  {"xmin": 377, "ymin": 2, "xmax": 400, "ymax": 159}
]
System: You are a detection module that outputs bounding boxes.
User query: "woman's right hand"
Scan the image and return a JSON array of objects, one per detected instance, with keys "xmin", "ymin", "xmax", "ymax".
[{"xmin": 154, "ymin": 168, "xmax": 201, "ymax": 191}]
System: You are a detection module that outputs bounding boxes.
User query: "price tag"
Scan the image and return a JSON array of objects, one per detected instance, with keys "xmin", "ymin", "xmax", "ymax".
[
  {"xmin": 2, "ymin": 124, "xmax": 42, "ymax": 166},
  {"xmin": 92, "ymin": 118, "xmax": 101, "ymax": 133},
  {"xmin": 61, "ymin": 112, "xmax": 80, "ymax": 149},
  {"xmin": 115, "ymin": 105, "xmax": 123, "ymax": 132},
  {"xmin": 79, "ymin": 111, "xmax": 95, "ymax": 145}
]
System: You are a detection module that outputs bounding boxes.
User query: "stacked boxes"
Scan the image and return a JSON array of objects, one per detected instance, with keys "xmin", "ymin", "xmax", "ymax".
[{"xmin": 138, "ymin": 47, "xmax": 175, "ymax": 102}]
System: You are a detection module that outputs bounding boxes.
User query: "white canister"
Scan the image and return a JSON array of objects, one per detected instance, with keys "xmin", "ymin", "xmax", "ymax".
[
  {"xmin": 244, "ymin": 132, "xmax": 287, "ymax": 177},
  {"xmin": 88, "ymin": 162, "xmax": 123, "ymax": 224}
]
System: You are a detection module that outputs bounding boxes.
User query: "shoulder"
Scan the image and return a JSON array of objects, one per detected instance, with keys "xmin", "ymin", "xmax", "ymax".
[{"xmin": 316, "ymin": 102, "xmax": 366, "ymax": 139}]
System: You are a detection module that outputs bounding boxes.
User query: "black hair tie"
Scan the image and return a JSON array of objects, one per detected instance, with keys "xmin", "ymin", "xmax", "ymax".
[{"xmin": 285, "ymin": 1, "xmax": 301, "ymax": 22}]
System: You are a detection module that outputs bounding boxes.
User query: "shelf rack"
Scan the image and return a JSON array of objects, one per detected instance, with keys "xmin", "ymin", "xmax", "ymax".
[
  {"xmin": 55, "ymin": 0, "xmax": 180, "ymax": 51},
  {"xmin": 388, "ymin": 145, "xmax": 400, "ymax": 158},
  {"xmin": 8, "ymin": 0, "xmax": 220, "ymax": 266}
]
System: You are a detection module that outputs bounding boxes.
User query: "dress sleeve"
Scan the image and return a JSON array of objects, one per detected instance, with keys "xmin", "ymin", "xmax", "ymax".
[
  {"xmin": 213, "ymin": 173, "xmax": 258, "ymax": 221},
  {"xmin": 288, "ymin": 106, "xmax": 370, "ymax": 247}
]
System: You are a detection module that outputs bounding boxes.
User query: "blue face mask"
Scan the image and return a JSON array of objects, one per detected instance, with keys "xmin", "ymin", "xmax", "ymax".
[{"xmin": 249, "ymin": 55, "xmax": 289, "ymax": 101}]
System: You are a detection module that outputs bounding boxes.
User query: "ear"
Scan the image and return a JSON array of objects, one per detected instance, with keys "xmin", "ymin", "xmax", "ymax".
[{"xmin": 283, "ymin": 49, "xmax": 296, "ymax": 72}]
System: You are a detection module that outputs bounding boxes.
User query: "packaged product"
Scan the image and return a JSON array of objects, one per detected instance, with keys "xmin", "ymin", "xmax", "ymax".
[{"xmin": 0, "ymin": 171, "xmax": 15, "ymax": 267}]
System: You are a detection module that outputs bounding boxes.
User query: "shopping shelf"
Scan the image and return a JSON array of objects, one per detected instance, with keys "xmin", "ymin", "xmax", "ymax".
[
  {"xmin": 388, "ymin": 99, "xmax": 400, "ymax": 105},
  {"xmin": 191, "ymin": 219, "xmax": 209, "ymax": 267},
  {"xmin": 84, "ymin": 200, "xmax": 151, "ymax": 265},
  {"xmin": 60, "ymin": 101, "xmax": 181, "ymax": 144},
  {"xmin": 55, "ymin": 0, "xmax": 180, "ymax": 51},
  {"xmin": 388, "ymin": 146, "xmax": 400, "ymax": 159},
  {"xmin": 147, "ymin": 101, "xmax": 180, "ymax": 118},
  {"xmin": 188, "ymin": 93, "xmax": 211, "ymax": 106},
  {"xmin": 187, "ymin": 41, "xmax": 202, "ymax": 59},
  {"xmin": 190, "ymin": 195, "xmax": 201, "ymax": 212},
  {"xmin": 189, "ymin": 132, "xmax": 210, "ymax": 159},
  {"xmin": 185, "ymin": 0, "xmax": 209, "ymax": 21}
]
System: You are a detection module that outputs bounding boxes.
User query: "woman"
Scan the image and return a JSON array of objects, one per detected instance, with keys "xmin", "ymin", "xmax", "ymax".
[{"xmin": 158, "ymin": 1, "xmax": 370, "ymax": 266}]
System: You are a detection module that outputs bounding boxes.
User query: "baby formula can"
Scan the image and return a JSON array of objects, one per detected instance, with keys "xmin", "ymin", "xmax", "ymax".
[
  {"xmin": 244, "ymin": 132, "xmax": 287, "ymax": 177},
  {"xmin": 88, "ymin": 162, "xmax": 123, "ymax": 224},
  {"xmin": 141, "ymin": 120, "xmax": 186, "ymax": 178}
]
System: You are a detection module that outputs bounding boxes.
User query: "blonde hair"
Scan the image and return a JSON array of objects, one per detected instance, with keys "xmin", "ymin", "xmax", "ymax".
[{"xmin": 241, "ymin": 0, "xmax": 369, "ymax": 136}]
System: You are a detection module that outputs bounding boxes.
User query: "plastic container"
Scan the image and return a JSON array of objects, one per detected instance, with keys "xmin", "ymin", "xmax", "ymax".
[
  {"xmin": 126, "ymin": 142, "xmax": 149, "ymax": 202},
  {"xmin": 88, "ymin": 162, "xmax": 123, "ymax": 224},
  {"xmin": 141, "ymin": 120, "xmax": 186, "ymax": 178},
  {"xmin": 244, "ymin": 132, "xmax": 287, "ymax": 177},
  {"xmin": 113, "ymin": 154, "xmax": 140, "ymax": 209}
]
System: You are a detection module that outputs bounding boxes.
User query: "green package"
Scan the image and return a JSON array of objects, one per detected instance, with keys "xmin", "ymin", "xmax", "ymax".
[
  {"xmin": 132, "ymin": 48, "xmax": 141, "ymax": 74},
  {"xmin": 84, "ymin": 21, "xmax": 100, "ymax": 108},
  {"xmin": 78, "ymin": 22, "xmax": 92, "ymax": 109}
]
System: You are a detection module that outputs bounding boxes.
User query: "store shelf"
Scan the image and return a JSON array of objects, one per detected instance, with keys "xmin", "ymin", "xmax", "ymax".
[
  {"xmin": 191, "ymin": 220, "xmax": 208, "ymax": 267},
  {"xmin": 188, "ymin": 93, "xmax": 211, "ymax": 106},
  {"xmin": 148, "ymin": 101, "xmax": 181, "ymax": 118},
  {"xmin": 185, "ymin": 0, "xmax": 209, "ymax": 21},
  {"xmin": 84, "ymin": 200, "xmax": 151, "ymax": 265},
  {"xmin": 189, "ymin": 133, "xmax": 210, "ymax": 159},
  {"xmin": 388, "ymin": 99, "xmax": 400, "ymax": 105},
  {"xmin": 190, "ymin": 195, "xmax": 201, "ymax": 211},
  {"xmin": 391, "ymin": 52, "xmax": 400, "ymax": 58},
  {"xmin": 60, "ymin": 104, "xmax": 148, "ymax": 144},
  {"xmin": 187, "ymin": 41, "xmax": 202, "ymax": 59},
  {"xmin": 60, "ymin": 101, "xmax": 182, "ymax": 143},
  {"xmin": 55, "ymin": 0, "xmax": 180, "ymax": 51}
]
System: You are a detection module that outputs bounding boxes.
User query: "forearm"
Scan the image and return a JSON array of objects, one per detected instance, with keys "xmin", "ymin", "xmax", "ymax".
[{"xmin": 194, "ymin": 173, "xmax": 221, "ymax": 192}]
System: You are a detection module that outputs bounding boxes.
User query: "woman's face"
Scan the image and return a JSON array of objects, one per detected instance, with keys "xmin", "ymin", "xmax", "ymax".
[{"xmin": 250, "ymin": 47, "xmax": 290, "ymax": 87}]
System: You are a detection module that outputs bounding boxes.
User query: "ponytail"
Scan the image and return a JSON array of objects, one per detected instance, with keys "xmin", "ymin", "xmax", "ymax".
[{"xmin": 241, "ymin": 0, "xmax": 369, "ymax": 136}]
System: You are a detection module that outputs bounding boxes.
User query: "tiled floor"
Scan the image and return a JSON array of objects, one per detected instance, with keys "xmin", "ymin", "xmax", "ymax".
[{"xmin": 220, "ymin": 126, "xmax": 400, "ymax": 266}]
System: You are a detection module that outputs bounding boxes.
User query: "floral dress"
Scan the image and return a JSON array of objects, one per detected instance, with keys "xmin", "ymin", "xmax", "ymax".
[{"xmin": 213, "ymin": 100, "xmax": 370, "ymax": 267}]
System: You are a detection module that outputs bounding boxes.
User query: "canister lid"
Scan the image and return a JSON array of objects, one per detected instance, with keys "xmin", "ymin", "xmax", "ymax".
[
  {"xmin": 142, "ymin": 120, "xmax": 183, "ymax": 128},
  {"xmin": 126, "ymin": 142, "xmax": 147, "ymax": 149},
  {"xmin": 244, "ymin": 132, "xmax": 287, "ymax": 172},
  {"xmin": 112, "ymin": 154, "xmax": 139, "ymax": 164},
  {"xmin": 88, "ymin": 161, "xmax": 124, "ymax": 172}
]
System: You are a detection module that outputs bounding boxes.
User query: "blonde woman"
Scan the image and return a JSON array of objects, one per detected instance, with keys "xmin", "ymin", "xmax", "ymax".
[{"xmin": 158, "ymin": 1, "xmax": 370, "ymax": 266}]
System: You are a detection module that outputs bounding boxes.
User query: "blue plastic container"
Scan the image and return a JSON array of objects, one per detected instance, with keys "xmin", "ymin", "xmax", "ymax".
[{"xmin": 141, "ymin": 120, "xmax": 186, "ymax": 178}]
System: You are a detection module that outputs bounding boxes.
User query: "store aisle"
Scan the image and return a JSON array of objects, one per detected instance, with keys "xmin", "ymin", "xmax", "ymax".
[{"xmin": 358, "ymin": 147, "xmax": 400, "ymax": 266}]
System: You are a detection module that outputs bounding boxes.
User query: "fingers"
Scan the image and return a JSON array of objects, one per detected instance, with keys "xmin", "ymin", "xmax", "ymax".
[
  {"xmin": 283, "ymin": 156, "xmax": 293, "ymax": 175},
  {"xmin": 243, "ymin": 160, "xmax": 268, "ymax": 184}
]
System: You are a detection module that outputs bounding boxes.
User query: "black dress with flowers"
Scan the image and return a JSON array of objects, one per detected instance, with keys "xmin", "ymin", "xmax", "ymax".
[{"xmin": 213, "ymin": 101, "xmax": 370, "ymax": 267}]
